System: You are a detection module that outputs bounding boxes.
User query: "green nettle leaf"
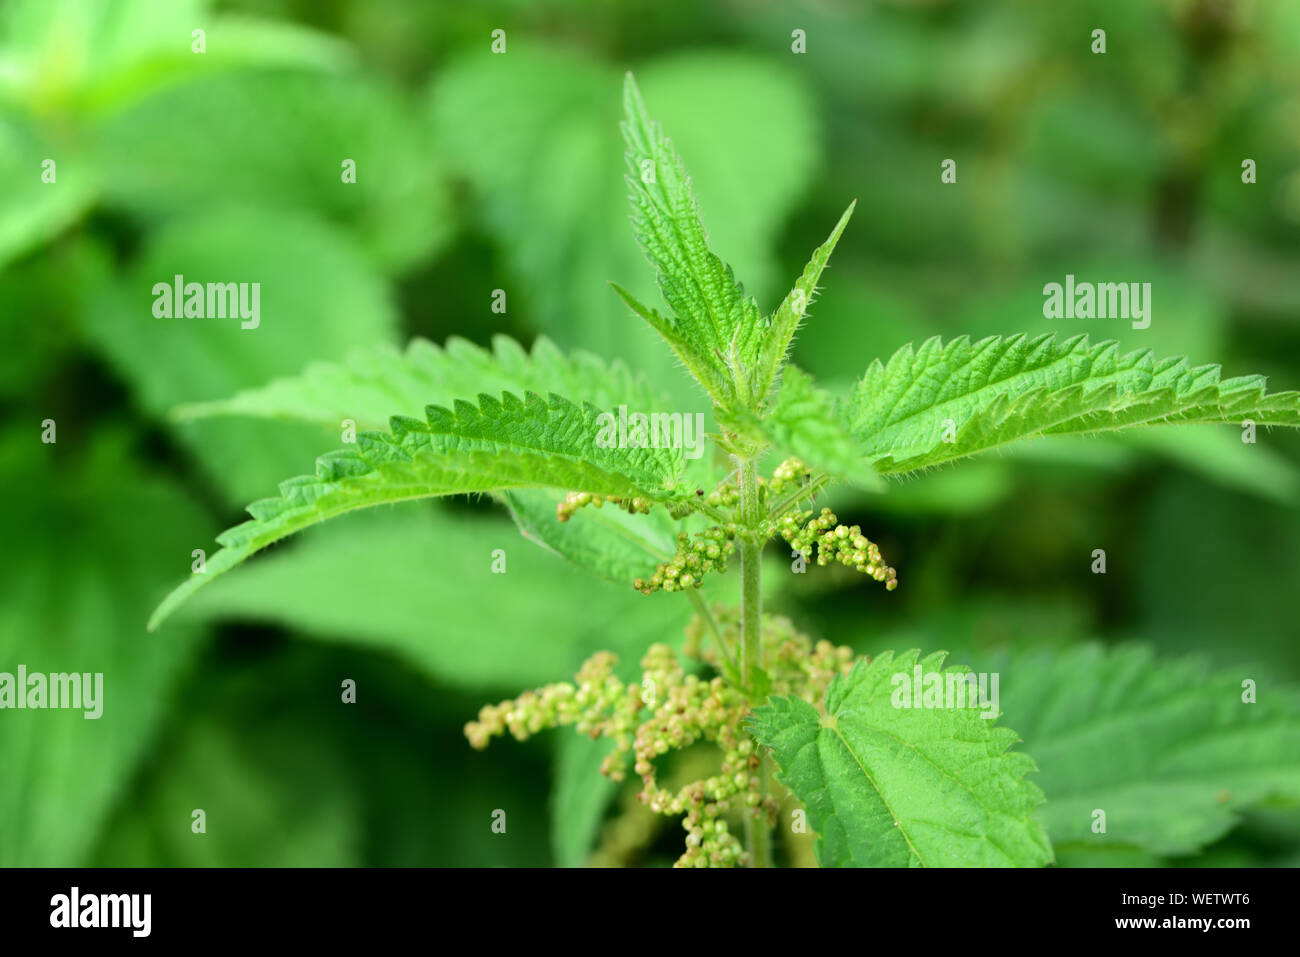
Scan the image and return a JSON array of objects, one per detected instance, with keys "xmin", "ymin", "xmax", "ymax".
[
  {"xmin": 501, "ymin": 487, "xmax": 677, "ymax": 586},
  {"xmin": 149, "ymin": 392, "xmax": 693, "ymax": 630},
  {"xmin": 427, "ymin": 48, "xmax": 815, "ymax": 403},
  {"xmin": 749, "ymin": 651, "xmax": 1053, "ymax": 867},
  {"xmin": 171, "ymin": 334, "xmax": 706, "ymax": 584},
  {"xmin": 620, "ymin": 75, "xmax": 859, "ymax": 417},
  {"xmin": 992, "ymin": 645, "xmax": 1300, "ymax": 857},
  {"xmin": 173, "ymin": 334, "xmax": 672, "ymax": 432},
  {"xmin": 178, "ymin": 507, "xmax": 694, "ymax": 691},
  {"xmin": 749, "ymin": 366, "xmax": 885, "ymax": 491},
  {"xmin": 846, "ymin": 334, "xmax": 1300, "ymax": 474},
  {"xmin": 552, "ymin": 734, "xmax": 620, "ymax": 868},
  {"xmin": 752, "ymin": 200, "xmax": 856, "ymax": 404},
  {"xmin": 620, "ymin": 74, "xmax": 765, "ymax": 408}
]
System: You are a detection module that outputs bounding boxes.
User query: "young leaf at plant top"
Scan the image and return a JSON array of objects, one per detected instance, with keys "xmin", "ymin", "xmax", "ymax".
[
  {"xmin": 750, "ymin": 200, "xmax": 856, "ymax": 405},
  {"xmin": 429, "ymin": 50, "xmax": 815, "ymax": 402},
  {"xmin": 728, "ymin": 365, "xmax": 884, "ymax": 492},
  {"xmin": 847, "ymin": 334, "xmax": 1300, "ymax": 475},
  {"xmin": 620, "ymin": 73, "xmax": 766, "ymax": 410},
  {"xmin": 149, "ymin": 391, "xmax": 694, "ymax": 630},
  {"xmin": 748, "ymin": 650, "xmax": 1053, "ymax": 867}
]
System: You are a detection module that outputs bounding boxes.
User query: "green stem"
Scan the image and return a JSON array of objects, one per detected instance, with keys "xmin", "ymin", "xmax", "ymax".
[
  {"xmin": 766, "ymin": 472, "xmax": 831, "ymax": 522},
  {"xmin": 695, "ymin": 500, "xmax": 732, "ymax": 525},
  {"xmin": 738, "ymin": 460, "xmax": 763, "ymax": 688},
  {"xmin": 738, "ymin": 458, "xmax": 772, "ymax": 868},
  {"xmin": 739, "ymin": 549, "xmax": 763, "ymax": 689},
  {"xmin": 685, "ymin": 588, "xmax": 737, "ymax": 676}
]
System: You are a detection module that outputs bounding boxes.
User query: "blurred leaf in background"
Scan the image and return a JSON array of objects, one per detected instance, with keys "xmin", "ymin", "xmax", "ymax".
[
  {"xmin": 2, "ymin": 0, "xmax": 1299, "ymax": 869},
  {"xmin": 94, "ymin": 69, "xmax": 450, "ymax": 271},
  {"xmin": 80, "ymin": 208, "xmax": 400, "ymax": 504},
  {"xmin": 0, "ymin": 428, "xmax": 209, "ymax": 865},
  {"xmin": 177, "ymin": 505, "xmax": 695, "ymax": 691},
  {"xmin": 0, "ymin": 0, "xmax": 355, "ymax": 267}
]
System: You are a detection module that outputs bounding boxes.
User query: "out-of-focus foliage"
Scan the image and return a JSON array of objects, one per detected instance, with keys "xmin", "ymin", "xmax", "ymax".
[
  {"xmin": 3, "ymin": 0, "xmax": 1300, "ymax": 867},
  {"xmin": 0, "ymin": 428, "xmax": 209, "ymax": 866},
  {"xmin": 84, "ymin": 209, "xmax": 400, "ymax": 504},
  {"xmin": 987, "ymin": 644, "xmax": 1300, "ymax": 858}
]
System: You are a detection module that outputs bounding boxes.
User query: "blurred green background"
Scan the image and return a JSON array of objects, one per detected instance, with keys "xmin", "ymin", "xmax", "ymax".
[{"xmin": 2, "ymin": 0, "xmax": 1299, "ymax": 867}]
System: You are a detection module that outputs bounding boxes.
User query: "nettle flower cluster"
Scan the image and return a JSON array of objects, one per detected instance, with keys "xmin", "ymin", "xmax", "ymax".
[
  {"xmin": 779, "ymin": 507, "xmax": 898, "ymax": 590},
  {"xmin": 555, "ymin": 458, "xmax": 898, "ymax": 597},
  {"xmin": 555, "ymin": 492, "xmax": 654, "ymax": 522},
  {"xmin": 471, "ymin": 456, "xmax": 894, "ymax": 865},
  {"xmin": 633, "ymin": 526, "xmax": 735, "ymax": 594},
  {"xmin": 465, "ymin": 610, "xmax": 857, "ymax": 867}
]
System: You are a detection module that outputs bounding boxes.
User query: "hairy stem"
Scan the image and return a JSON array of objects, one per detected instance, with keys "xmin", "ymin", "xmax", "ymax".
[
  {"xmin": 738, "ymin": 460, "xmax": 763, "ymax": 687},
  {"xmin": 738, "ymin": 458, "xmax": 772, "ymax": 868},
  {"xmin": 766, "ymin": 472, "xmax": 831, "ymax": 521},
  {"xmin": 695, "ymin": 500, "xmax": 732, "ymax": 525}
]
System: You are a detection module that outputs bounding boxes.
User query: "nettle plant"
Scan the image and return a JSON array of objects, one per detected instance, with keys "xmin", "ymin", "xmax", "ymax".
[{"xmin": 152, "ymin": 76, "xmax": 1300, "ymax": 867}]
